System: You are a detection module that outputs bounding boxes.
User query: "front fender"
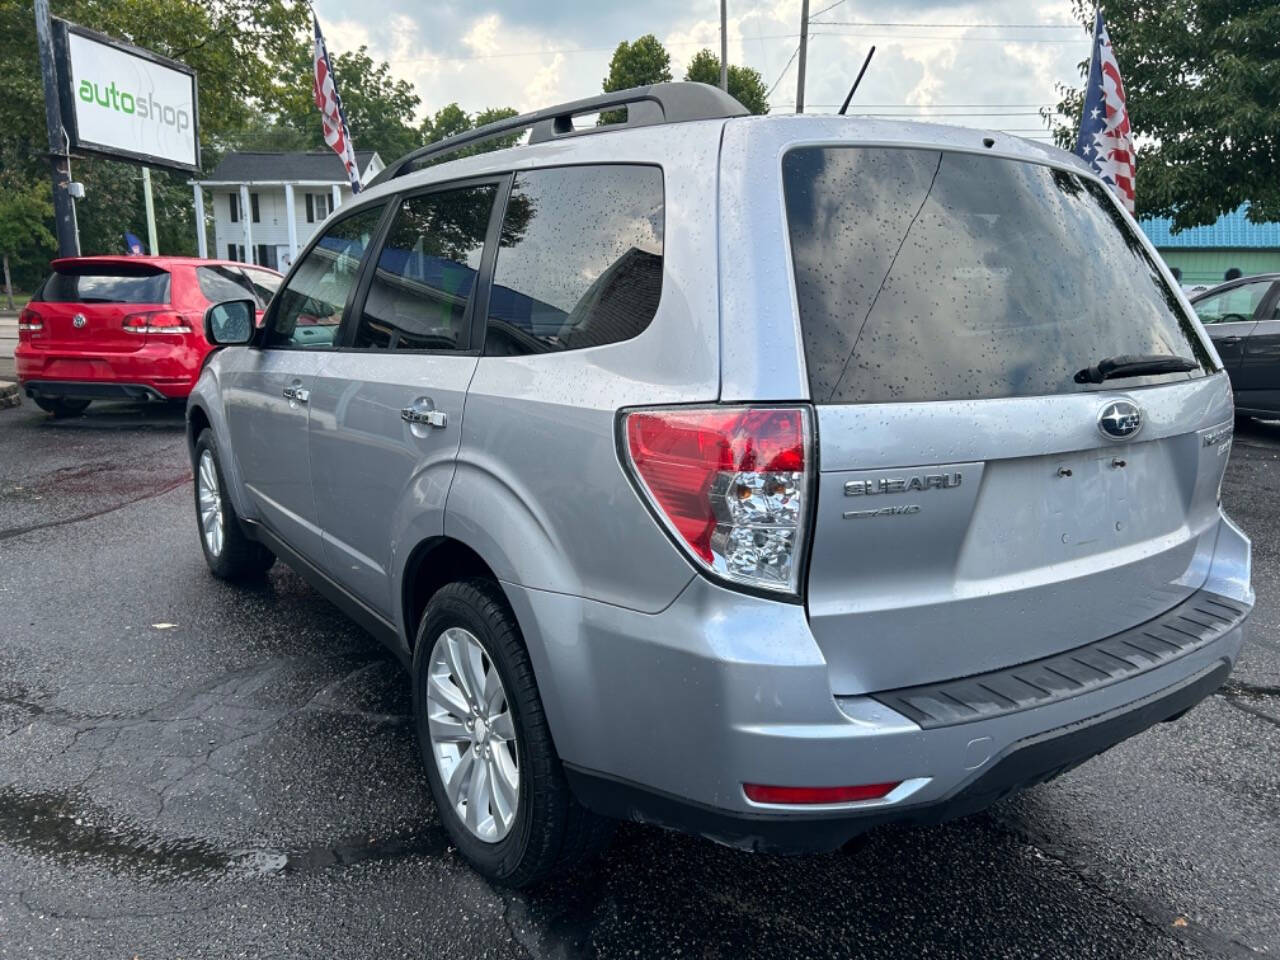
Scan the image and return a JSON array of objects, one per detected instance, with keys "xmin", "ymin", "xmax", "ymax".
[{"xmin": 186, "ymin": 357, "xmax": 257, "ymax": 523}]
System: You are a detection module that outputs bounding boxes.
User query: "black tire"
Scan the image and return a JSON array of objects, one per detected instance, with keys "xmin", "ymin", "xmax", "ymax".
[
  {"xmin": 192, "ymin": 428, "xmax": 275, "ymax": 580},
  {"xmin": 34, "ymin": 397, "xmax": 90, "ymax": 418},
  {"xmin": 413, "ymin": 579, "xmax": 613, "ymax": 887}
]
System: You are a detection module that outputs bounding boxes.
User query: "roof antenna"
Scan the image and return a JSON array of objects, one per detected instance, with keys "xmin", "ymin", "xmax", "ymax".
[{"xmin": 838, "ymin": 46, "xmax": 876, "ymax": 115}]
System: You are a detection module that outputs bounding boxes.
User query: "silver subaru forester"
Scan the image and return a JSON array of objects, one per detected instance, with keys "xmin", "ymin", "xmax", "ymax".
[{"xmin": 188, "ymin": 83, "xmax": 1253, "ymax": 886}]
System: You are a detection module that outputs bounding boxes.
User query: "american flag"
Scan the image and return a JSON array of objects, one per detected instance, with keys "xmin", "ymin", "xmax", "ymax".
[
  {"xmin": 313, "ymin": 16, "xmax": 361, "ymax": 194},
  {"xmin": 1074, "ymin": 12, "xmax": 1134, "ymax": 213}
]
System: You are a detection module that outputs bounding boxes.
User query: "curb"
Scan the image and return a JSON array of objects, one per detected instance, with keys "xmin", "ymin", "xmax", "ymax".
[{"xmin": 0, "ymin": 380, "xmax": 20, "ymax": 410}]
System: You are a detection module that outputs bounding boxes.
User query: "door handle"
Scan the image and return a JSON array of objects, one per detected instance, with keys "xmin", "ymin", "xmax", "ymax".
[
  {"xmin": 282, "ymin": 384, "xmax": 310, "ymax": 403},
  {"xmin": 1216, "ymin": 336, "xmax": 1241, "ymax": 346},
  {"xmin": 401, "ymin": 398, "xmax": 446, "ymax": 428}
]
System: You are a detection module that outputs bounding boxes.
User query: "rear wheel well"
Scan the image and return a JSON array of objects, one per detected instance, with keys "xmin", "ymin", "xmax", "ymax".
[{"xmin": 402, "ymin": 538, "xmax": 503, "ymax": 651}]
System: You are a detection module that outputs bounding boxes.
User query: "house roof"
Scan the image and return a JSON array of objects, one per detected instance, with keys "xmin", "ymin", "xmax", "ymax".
[
  {"xmin": 202, "ymin": 150, "xmax": 379, "ymax": 184},
  {"xmin": 1139, "ymin": 205, "xmax": 1280, "ymax": 250}
]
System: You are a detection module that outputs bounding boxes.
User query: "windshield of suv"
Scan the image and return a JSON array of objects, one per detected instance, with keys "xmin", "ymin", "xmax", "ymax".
[{"xmin": 782, "ymin": 147, "xmax": 1216, "ymax": 404}]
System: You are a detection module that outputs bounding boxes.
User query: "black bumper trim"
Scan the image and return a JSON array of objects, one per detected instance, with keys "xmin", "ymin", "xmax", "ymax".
[
  {"xmin": 870, "ymin": 589, "xmax": 1249, "ymax": 729},
  {"xmin": 24, "ymin": 380, "xmax": 171, "ymax": 401},
  {"xmin": 565, "ymin": 659, "xmax": 1232, "ymax": 854}
]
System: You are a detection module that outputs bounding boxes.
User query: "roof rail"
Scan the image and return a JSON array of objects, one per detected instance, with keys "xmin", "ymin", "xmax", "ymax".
[{"xmin": 367, "ymin": 82, "xmax": 748, "ymax": 188}]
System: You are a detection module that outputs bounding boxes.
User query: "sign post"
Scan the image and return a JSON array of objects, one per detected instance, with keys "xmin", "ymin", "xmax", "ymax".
[
  {"xmin": 34, "ymin": 0, "xmax": 79, "ymax": 257},
  {"xmin": 141, "ymin": 167, "xmax": 158, "ymax": 254}
]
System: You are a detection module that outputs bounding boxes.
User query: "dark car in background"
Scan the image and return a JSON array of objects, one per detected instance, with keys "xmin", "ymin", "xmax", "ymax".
[
  {"xmin": 15, "ymin": 256, "xmax": 280, "ymax": 417},
  {"xmin": 1191, "ymin": 274, "xmax": 1280, "ymax": 417}
]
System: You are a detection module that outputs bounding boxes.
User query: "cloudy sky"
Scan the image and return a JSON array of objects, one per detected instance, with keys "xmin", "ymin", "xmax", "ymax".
[{"xmin": 313, "ymin": 0, "xmax": 1094, "ymax": 144}]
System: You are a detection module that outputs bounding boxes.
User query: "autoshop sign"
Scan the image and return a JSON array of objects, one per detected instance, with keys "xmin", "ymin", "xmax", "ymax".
[{"xmin": 53, "ymin": 19, "xmax": 199, "ymax": 172}]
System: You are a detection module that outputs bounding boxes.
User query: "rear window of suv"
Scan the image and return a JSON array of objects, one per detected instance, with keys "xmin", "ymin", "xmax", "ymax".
[
  {"xmin": 484, "ymin": 164, "xmax": 664, "ymax": 356},
  {"xmin": 782, "ymin": 147, "xmax": 1215, "ymax": 404},
  {"xmin": 36, "ymin": 265, "xmax": 170, "ymax": 305}
]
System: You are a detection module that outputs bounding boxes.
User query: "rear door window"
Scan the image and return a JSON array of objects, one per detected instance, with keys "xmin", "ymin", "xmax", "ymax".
[
  {"xmin": 37, "ymin": 265, "xmax": 170, "ymax": 304},
  {"xmin": 197, "ymin": 265, "xmax": 257, "ymax": 304},
  {"xmin": 782, "ymin": 147, "xmax": 1215, "ymax": 403},
  {"xmin": 240, "ymin": 268, "xmax": 282, "ymax": 308},
  {"xmin": 354, "ymin": 184, "xmax": 496, "ymax": 351},
  {"xmin": 484, "ymin": 165, "xmax": 663, "ymax": 356}
]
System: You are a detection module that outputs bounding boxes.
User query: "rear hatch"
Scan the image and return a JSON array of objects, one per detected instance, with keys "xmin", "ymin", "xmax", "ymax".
[
  {"xmin": 27, "ymin": 261, "xmax": 172, "ymax": 353},
  {"xmin": 781, "ymin": 146, "xmax": 1232, "ymax": 694}
]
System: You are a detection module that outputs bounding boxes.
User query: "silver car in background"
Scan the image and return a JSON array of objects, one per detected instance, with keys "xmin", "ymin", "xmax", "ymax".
[{"xmin": 187, "ymin": 83, "xmax": 1253, "ymax": 886}]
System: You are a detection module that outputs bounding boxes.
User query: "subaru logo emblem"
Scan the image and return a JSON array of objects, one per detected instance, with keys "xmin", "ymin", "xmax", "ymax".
[
  {"xmin": 72, "ymin": 313, "xmax": 87, "ymax": 329},
  {"xmin": 1097, "ymin": 399, "xmax": 1142, "ymax": 441}
]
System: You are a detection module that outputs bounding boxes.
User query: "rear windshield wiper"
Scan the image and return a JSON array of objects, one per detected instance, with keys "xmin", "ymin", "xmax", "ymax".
[{"xmin": 1074, "ymin": 354, "xmax": 1199, "ymax": 384}]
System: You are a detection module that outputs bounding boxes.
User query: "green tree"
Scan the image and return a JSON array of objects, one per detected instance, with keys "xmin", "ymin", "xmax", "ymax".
[
  {"xmin": 420, "ymin": 102, "xmax": 473, "ymax": 144},
  {"xmin": 683, "ymin": 49, "xmax": 769, "ymax": 114},
  {"xmin": 1046, "ymin": 1, "xmax": 1280, "ymax": 229},
  {"xmin": 600, "ymin": 34, "xmax": 672, "ymax": 123},
  {"xmin": 0, "ymin": 174, "xmax": 54, "ymax": 308},
  {"xmin": 419, "ymin": 103, "xmax": 522, "ymax": 159},
  {"xmin": 277, "ymin": 44, "xmax": 421, "ymax": 162}
]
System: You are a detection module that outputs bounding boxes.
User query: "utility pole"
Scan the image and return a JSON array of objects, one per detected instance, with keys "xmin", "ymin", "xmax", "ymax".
[
  {"xmin": 795, "ymin": 0, "xmax": 809, "ymax": 113},
  {"xmin": 34, "ymin": 0, "xmax": 79, "ymax": 257},
  {"xmin": 719, "ymin": 0, "xmax": 728, "ymax": 92}
]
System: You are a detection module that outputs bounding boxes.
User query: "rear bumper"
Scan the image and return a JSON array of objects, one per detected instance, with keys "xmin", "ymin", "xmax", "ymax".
[
  {"xmin": 565, "ymin": 657, "xmax": 1233, "ymax": 852},
  {"xmin": 23, "ymin": 380, "xmax": 172, "ymax": 402},
  {"xmin": 507, "ymin": 512, "xmax": 1252, "ymax": 852},
  {"xmin": 15, "ymin": 341, "xmax": 204, "ymax": 399}
]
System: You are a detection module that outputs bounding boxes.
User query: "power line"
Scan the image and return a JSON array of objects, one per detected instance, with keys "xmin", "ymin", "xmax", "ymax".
[
  {"xmin": 381, "ymin": 32, "xmax": 803, "ymax": 65},
  {"xmin": 808, "ymin": 0, "xmax": 849, "ymax": 19},
  {"xmin": 809, "ymin": 31, "xmax": 1082, "ymax": 43},
  {"xmin": 809, "ymin": 20, "xmax": 1081, "ymax": 29},
  {"xmin": 777, "ymin": 102, "xmax": 1055, "ymax": 107},
  {"xmin": 776, "ymin": 109, "xmax": 1057, "ymax": 116},
  {"xmin": 765, "ymin": 44, "xmax": 801, "ymax": 98}
]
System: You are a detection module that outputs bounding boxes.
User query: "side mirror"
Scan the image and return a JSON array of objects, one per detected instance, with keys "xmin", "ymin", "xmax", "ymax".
[{"xmin": 204, "ymin": 299, "xmax": 255, "ymax": 345}]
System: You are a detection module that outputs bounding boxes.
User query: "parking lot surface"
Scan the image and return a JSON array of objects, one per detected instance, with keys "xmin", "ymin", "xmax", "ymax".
[{"xmin": 0, "ymin": 400, "xmax": 1277, "ymax": 959}]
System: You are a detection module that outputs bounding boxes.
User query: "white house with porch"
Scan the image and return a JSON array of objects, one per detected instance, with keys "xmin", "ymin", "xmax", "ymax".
[{"xmin": 191, "ymin": 151, "xmax": 383, "ymax": 271}]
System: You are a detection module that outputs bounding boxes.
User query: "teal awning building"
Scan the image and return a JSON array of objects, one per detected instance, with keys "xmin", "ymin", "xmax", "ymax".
[{"xmin": 1139, "ymin": 206, "xmax": 1280, "ymax": 286}]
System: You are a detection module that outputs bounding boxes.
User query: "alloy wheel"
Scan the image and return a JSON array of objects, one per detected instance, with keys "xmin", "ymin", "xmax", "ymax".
[
  {"xmin": 426, "ymin": 626, "xmax": 520, "ymax": 842},
  {"xmin": 197, "ymin": 450, "xmax": 225, "ymax": 557}
]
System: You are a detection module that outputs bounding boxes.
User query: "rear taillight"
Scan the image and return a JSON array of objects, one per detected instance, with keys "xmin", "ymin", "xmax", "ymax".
[
  {"xmin": 17, "ymin": 308, "xmax": 42, "ymax": 336},
  {"xmin": 122, "ymin": 310, "xmax": 192, "ymax": 335},
  {"xmin": 622, "ymin": 405, "xmax": 812, "ymax": 595}
]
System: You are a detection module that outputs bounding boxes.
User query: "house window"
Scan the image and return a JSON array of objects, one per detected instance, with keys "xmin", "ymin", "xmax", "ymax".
[
  {"xmin": 317, "ymin": 193, "xmax": 329, "ymax": 219},
  {"xmin": 250, "ymin": 192, "xmax": 260, "ymax": 223},
  {"xmin": 227, "ymin": 243, "xmax": 237, "ymax": 262},
  {"xmin": 229, "ymin": 193, "xmax": 239, "ymax": 223},
  {"xmin": 255, "ymin": 244, "xmax": 277, "ymax": 269}
]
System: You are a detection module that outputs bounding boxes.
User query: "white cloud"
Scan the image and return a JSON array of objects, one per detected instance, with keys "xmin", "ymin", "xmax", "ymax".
[{"xmin": 314, "ymin": 0, "xmax": 1090, "ymax": 140}]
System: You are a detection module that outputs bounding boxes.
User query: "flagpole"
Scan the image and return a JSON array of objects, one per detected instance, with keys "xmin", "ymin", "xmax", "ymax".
[{"xmin": 1075, "ymin": 9, "xmax": 1101, "ymax": 154}]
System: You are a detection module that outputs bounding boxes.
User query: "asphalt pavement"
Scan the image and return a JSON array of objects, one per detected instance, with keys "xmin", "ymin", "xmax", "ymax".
[{"xmin": 0, "ymin": 399, "xmax": 1277, "ymax": 959}]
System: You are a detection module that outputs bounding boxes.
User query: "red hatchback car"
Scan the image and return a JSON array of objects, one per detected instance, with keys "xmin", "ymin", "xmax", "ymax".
[{"xmin": 16, "ymin": 256, "xmax": 281, "ymax": 417}]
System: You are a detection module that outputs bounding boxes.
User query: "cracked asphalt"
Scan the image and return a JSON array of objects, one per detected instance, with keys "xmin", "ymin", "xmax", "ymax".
[{"xmin": 0, "ymin": 399, "xmax": 1277, "ymax": 959}]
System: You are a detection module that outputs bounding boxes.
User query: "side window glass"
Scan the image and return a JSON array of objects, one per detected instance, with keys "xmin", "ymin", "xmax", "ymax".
[
  {"xmin": 267, "ymin": 206, "xmax": 384, "ymax": 349},
  {"xmin": 1194, "ymin": 281, "xmax": 1270, "ymax": 324},
  {"xmin": 240, "ymin": 268, "xmax": 282, "ymax": 309},
  {"xmin": 485, "ymin": 165, "xmax": 664, "ymax": 356},
  {"xmin": 197, "ymin": 265, "xmax": 256, "ymax": 304},
  {"xmin": 354, "ymin": 184, "xmax": 496, "ymax": 351},
  {"xmin": 1265, "ymin": 284, "xmax": 1280, "ymax": 321}
]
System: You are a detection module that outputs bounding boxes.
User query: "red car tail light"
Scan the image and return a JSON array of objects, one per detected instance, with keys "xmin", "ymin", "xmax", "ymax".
[
  {"xmin": 621, "ymin": 405, "xmax": 812, "ymax": 595},
  {"xmin": 122, "ymin": 310, "xmax": 193, "ymax": 335},
  {"xmin": 17, "ymin": 308, "xmax": 43, "ymax": 337},
  {"xmin": 743, "ymin": 782, "xmax": 901, "ymax": 805}
]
